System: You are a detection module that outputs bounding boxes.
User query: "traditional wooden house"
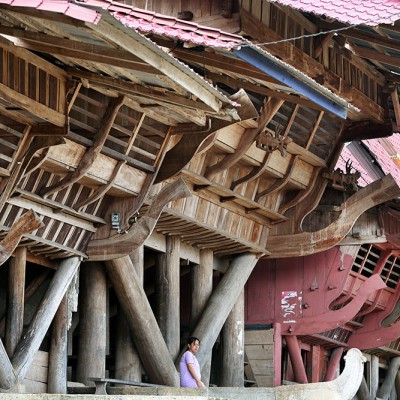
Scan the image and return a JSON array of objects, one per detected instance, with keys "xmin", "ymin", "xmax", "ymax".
[{"xmin": 0, "ymin": 0, "xmax": 399, "ymax": 399}]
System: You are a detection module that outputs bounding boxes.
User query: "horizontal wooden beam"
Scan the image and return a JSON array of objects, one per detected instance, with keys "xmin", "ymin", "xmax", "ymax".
[{"xmin": 267, "ymin": 174, "xmax": 400, "ymax": 257}]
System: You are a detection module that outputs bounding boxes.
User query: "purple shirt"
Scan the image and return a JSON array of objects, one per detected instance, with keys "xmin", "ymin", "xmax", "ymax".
[{"xmin": 180, "ymin": 350, "xmax": 201, "ymax": 387}]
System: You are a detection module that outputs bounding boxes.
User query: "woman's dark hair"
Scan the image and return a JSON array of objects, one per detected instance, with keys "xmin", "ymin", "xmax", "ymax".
[{"xmin": 187, "ymin": 336, "xmax": 200, "ymax": 345}]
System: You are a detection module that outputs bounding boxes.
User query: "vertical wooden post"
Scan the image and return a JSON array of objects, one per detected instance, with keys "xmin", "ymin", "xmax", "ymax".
[
  {"xmin": 370, "ymin": 354, "xmax": 380, "ymax": 399},
  {"xmin": 324, "ymin": 347, "xmax": 344, "ymax": 382},
  {"xmin": 76, "ymin": 262, "xmax": 107, "ymax": 386},
  {"xmin": 190, "ymin": 248, "xmax": 213, "ymax": 385},
  {"xmin": 115, "ymin": 247, "xmax": 144, "ymax": 381},
  {"xmin": 12, "ymin": 256, "xmax": 80, "ymax": 381},
  {"xmin": 5, "ymin": 247, "xmax": 26, "ymax": 357},
  {"xmin": 105, "ymin": 256, "xmax": 179, "ymax": 387},
  {"xmin": 377, "ymin": 357, "xmax": 400, "ymax": 400},
  {"xmin": 220, "ymin": 289, "xmax": 244, "ymax": 387},
  {"xmin": 48, "ymin": 295, "xmax": 68, "ymax": 393},
  {"xmin": 273, "ymin": 322, "xmax": 282, "ymax": 387},
  {"xmin": 157, "ymin": 235, "xmax": 180, "ymax": 361},
  {"xmin": 284, "ymin": 335, "xmax": 308, "ymax": 384},
  {"xmin": 190, "ymin": 253, "xmax": 258, "ymax": 369}
]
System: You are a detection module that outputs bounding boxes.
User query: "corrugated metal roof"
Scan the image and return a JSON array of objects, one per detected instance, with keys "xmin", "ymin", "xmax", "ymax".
[{"xmin": 268, "ymin": 0, "xmax": 400, "ymax": 26}]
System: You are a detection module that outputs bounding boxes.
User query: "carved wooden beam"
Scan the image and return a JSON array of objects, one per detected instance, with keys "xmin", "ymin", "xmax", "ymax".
[
  {"xmin": 40, "ymin": 96, "xmax": 125, "ymax": 198},
  {"xmin": 255, "ymin": 155, "xmax": 299, "ymax": 202},
  {"xmin": 282, "ymin": 274, "xmax": 386, "ymax": 335},
  {"xmin": 279, "ymin": 167, "xmax": 322, "ymax": 215},
  {"xmin": 205, "ymin": 98, "xmax": 284, "ymax": 180},
  {"xmin": 268, "ymin": 174, "xmax": 400, "ymax": 257},
  {"xmin": 155, "ymin": 89, "xmax": 258, "ymax": 184},
  {"xmin": 0, "ymin": 210, "xmax": 43, "ymax": 266},
  {"xmin": 87, "ymin": 177, "xmax": 191, "ymax": 260}
]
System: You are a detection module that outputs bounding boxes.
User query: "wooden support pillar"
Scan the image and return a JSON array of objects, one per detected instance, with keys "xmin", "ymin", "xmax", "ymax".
[
  {"xmin": 76, "ymin": 262, "xmax": 107, "ymax": 386},
  {"xmin": 190, "ymin": 248, "xmax": 213, "ymax": 385},
  {"xmin": 377, "ymin": 357, "xmax": 400, "ymax": 400},
  {"xmin": 189, "ymin": 253, "xmax": 258, "ymax": 370},
  {"xmin": 48, "ymin": 295, "xmax": 68, "ymax": 393},
  {"xmin": 115, "ymin": 246, "xmax": 144, "ymax": 381},
  {"xmin": 0, "ymin": 339, "xmax": 16, "ymax": 389},
  {"xmin": 370, "ymin": 354, "xmax": 380, "ymax": 400},
  {"xmin": 395, "ymin": 369, "xmax": 400, "ymax": 399},
  {"xmin": 105, "ymin": 256, "xmax": 179, "ymax": 387},
  {"xmin": 273, "ymin": 323, "xmax": 282, "ymax": 387},
  {"xmin": 157, "ymin": 235, "xmax": 180, "ymax": 361},
  {"xmin": 5, "ymin": 247, "xmax": 26, "ymax": 357},
  {"xmin": 284, "ymin": 335, "xmax": 308, "ymax": 384},
  {"xmin": 12, "ymin": 256, "xmax": 80, "ymax": 381},
  {"xmin": 220, "ymin": 289, "xmax": 244, "ymax": 387},
  {"xmin": 324, "ymin": 347, "xmax": 344, "ymax": 382}
]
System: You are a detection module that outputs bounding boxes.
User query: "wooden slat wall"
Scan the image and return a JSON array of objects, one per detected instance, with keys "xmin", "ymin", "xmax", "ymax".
[
  {"xmin": 245, "ymin": 330, "xmax": 275, "ymax": 387},
  {"xmin": 23, "ymin": 350, "xmax": 48, "ymax": 393}
]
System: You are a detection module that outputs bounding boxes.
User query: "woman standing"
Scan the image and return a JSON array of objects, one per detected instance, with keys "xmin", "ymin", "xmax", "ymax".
[{"xmin": 179, "ymin": 336, "xmax": 205, "ymax": 388}]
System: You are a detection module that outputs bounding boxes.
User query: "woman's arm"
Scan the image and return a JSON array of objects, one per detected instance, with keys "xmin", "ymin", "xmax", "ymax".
[{"xmin": 187, "ymin": 363, "xmax": 204, "ymax": 387}]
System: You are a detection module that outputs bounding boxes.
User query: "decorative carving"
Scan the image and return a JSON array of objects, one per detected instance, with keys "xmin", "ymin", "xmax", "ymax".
[
  {"xmin": 323, "ymin": 160, "xmax": 361, "ymax": 192},
  {"xmin": 255, "ymin": 127, "xmax": 292, "ymax": 157}
]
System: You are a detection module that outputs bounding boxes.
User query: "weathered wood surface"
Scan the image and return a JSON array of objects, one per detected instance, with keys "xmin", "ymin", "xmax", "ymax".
[
  {"xmin": 205, "ymin": 98, "xmax": 284, "ymax": 180},
  {"xmin": 268, "ymin": 174, "xmax": 400, "ymax": 257},
  {"xmin": 187, "ymin": 253, "xmax": 259, "ymax": 369},
  {"xmin": 12, "ymin": 256, "xmax": 80, "ymax": 381},
  {"xmin": 76, "ymin": 262, "xmax": 107, "ymax": 386},
  {"xmin": 221, "ymin": 290, "xmax": 245, "ymax": 387},
  {"xmin": 0, "ymin": 210, "xmax": 43, "ymax": 266},
  {"xmin": 115, "ymin": 247, "xmax": 143, "ymax": 382},
  {"xmin": 5, "ymin": 247, "xmax": 26, "ymax": 357},
  {"xmin": 87, "ymin": 177, "xmax": 191, "ymax": 260},
  {"xmin": 156, "ymin": 235, "xmax": 180, "ymax": 361},
  {"xmin": 190, "ymin": 249, "xmax": 213, "ymax": 385},
  {"xmin": 40, "ymin": 96, "xmax": 125, "ymax": 197},
  {"xmin": 48, "ymin": 296, "xmax": 68, "ymax": 394},
  {"xmin": 0, "ymin": 340, "xmax": 16, "ymax": 390},
  {"xmin": 105, "ymin": 256, "xmax": 180, "ymax": 387},
  {"xmin": 377, "ymin": 357, "xmax": 400, "ymax": 400},
  {"xmin": 155, "ymin": 89, "xmax": 258, "ymax": 183}
]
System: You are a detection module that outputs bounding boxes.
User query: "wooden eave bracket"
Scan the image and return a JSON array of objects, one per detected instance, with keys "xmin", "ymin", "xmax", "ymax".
[
  {"xmin": 86, "ymin": 177, "xmax": 191, "ymax": 261},
  {"xmin": 0, "ymin": 209, "xmax": 43, "ymax": 266},
  {"xmin": 267, "ymin": 174, "xmax": 400, "ymax": 258}
]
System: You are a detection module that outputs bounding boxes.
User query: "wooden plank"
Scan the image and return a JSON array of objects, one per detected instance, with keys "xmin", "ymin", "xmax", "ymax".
[
  {"xmin": 0, "ymin": 82, "xmax": 66, "ymax": 127},
  {"xmin": 245, "ymin": 344, "xmax": 274, "ymax": 361},
  {"xmin": 245, "ymin": 330, "xmax": 274, "ymax": 345}
]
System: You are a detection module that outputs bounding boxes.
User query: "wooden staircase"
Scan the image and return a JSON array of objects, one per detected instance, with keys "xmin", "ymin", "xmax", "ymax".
[{"xmin": 244, "ymin": 329, "xmax": 275, "ymax": 387}]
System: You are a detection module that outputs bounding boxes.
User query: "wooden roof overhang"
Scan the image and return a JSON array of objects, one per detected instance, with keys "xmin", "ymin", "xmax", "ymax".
[{"xmin": 0, "ymin": 1, "xmax": 395, "ymax": 265}]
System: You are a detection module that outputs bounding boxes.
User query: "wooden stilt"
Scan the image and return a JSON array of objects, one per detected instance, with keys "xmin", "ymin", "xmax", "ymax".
[
  {"xmin": 188, "ymin": 253, "xmax": 259, "ymax": 370},
  {"xmin": 156, "ymin": 235, "xmax": 180, "ymax": 361},
  {"xmin": 220, "ymin": 289, "xmax": 244, "ymax": 387},
  {"xmin": 357, "ymin": 375, "xmax": 370, "ymax": 400},
  {"xmin": 273, "ymin": 323, "xmax": 282, "ymax": 387},
  {"xmin": 377, "ymin": 357, "xmax": 400, "ymax": 400},
  {"xmin": 370, "ymin": 354, "xmax": 380, "ymax": 399},
  {"xmin": 12, "ymin": 256, "xmax": 80, "ymax": 381},
  {"xmin": 0, "ymin": 339, "xmax": 16, "ymax": 389},
  {"xmin": 190, "ymin": 249, "xmax": 213, "ymax": 386},
  {"xmin": 5, "ymin": 247, "xmax": 26, "ymax": 357},
  {"xmin": 324, "ymin": 347, "xmax": 344, "ymax": 382},
  {"xmin": 395, "ymin": 369, "xmax": 400, "ymax": 398},
  {"xmin": 115, "ymin": 246, "xmax": 144, "ymax": 381},
  {"xmin": 105, "ymin": 256, "xmax": 179, "ymax": 387},
  {"xmin": 76, "ymin": 262, "xmax": 107, "ymax": 386},
  {"xmin": 284, "ymin": 335, "xmax": 308, "ymax": 384},
  {"xmin": 48, "ymin": 295, "xmax": 68, "ymax": 394}
]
